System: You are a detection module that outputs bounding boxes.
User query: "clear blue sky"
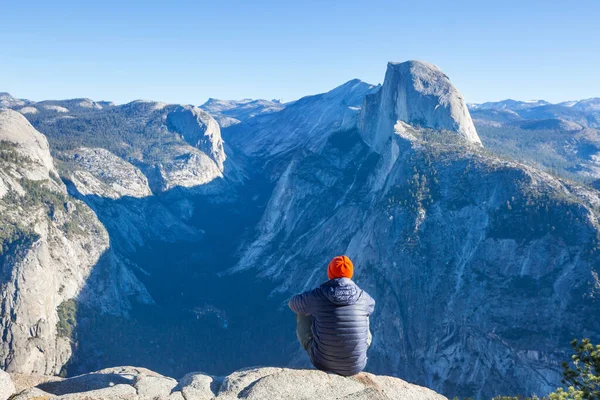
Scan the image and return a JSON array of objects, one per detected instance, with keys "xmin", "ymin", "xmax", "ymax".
[{"xmin": 1, "ymin": 0, "xmax": 598, "ymax": 105}]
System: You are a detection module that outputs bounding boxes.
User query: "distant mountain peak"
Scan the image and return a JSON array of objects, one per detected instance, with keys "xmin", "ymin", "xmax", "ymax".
[
  {"xmin": 469, "ymin": 99, "xmax": 551, "ymax": 111},
  {"xmin": 572, "ymin": 97, "xmax": 600, "ymax": 112},
  {"xmin": 359, "ymin": 60, "xmax": 481, "ymax": 153},
  {"xmin": 315, "ymin": 79, "xmax": 378, "ymax": 106},
  {"xmin": 200, "ymin": 97, "xmax": 286, "ymax": 127},
  {"xmin": 0, "ymin": 92, "xmax": 31, "ymax": 109}
]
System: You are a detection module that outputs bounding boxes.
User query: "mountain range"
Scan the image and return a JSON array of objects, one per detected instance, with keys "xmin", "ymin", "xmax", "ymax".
[
  {"xmin": 466, "ymin": 98, "xmax": 600, "ymax": 187},
  {"xmin": 1, "ymin": 61, "xmax": 599, "ymax": 399}
]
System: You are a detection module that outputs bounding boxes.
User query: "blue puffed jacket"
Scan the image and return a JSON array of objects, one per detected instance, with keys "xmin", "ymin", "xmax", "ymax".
[{"xmin": 289, "ymin": 278, "xmax": 375, "ymax": 376}]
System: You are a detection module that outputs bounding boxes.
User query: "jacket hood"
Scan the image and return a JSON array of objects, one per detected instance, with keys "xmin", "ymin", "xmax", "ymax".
[{"xmin": 320, "ymin": 278, "xmax": 361, "ymax": 306}]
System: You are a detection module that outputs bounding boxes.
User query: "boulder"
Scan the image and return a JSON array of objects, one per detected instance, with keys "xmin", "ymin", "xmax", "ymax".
[
  {"xmin": 7, "ymin": 366, "xmax": 445, "ymax": 400},
  {"xmin": 8, "ymin": 372, "xmax": 63, "ymax": 394},
  {"xmin": 215, "ymin": 367, "xmax": 445, "ymax": 400},
  {"xmin": 177, "ymin": 371, "xmax": 222, "ymax": 399},
  {"xmin": 0, "ymin": 369, "xmax": 16, "ymax": 400},
  {"xmin": 134, "ymin": 374, "xmax": 178, "ymax": 400},
  {"xmin": 11, "ymin": 387, "xmax": 53, "ymax": 400}
]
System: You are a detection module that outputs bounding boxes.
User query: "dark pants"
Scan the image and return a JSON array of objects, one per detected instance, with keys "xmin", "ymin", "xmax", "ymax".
[
  {"xmin": 295, "ymin": 314, "xmax": 372, "ymax": 351},
  {"xmin": 296, "ymin": 314, "xmax": 314, "ymax": 351}
]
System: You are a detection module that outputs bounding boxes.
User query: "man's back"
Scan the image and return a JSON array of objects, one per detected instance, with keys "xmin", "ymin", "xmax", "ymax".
[{"xmin": 289, "ymin": 277, "xmax": 375, "ymax": 376}]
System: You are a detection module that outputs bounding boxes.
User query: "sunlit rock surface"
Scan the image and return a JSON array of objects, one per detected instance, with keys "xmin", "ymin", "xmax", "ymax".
[
  {"xmin": 0, "ymin": 110, "xmax": 149, "ymax": 375},
  {"xmin": 62, "ymin": 147, "xmax": 152, "ymax": 199},
  {"xmin": 1, "ymin": 60, "xmax": 600, "ymax": 399},
  {"xmin": 359, "ymin": 61, "xmax": 481, "ymax": 154},
  {"xmin": 7, "ymin": 366, "xmax": 446, "ymax": 400}
]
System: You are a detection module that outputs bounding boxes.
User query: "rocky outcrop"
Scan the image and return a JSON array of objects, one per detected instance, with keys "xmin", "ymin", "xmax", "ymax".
[
  {"xmin": 6, "ymin": 366, "xmax": 446, "ymax": 400},
  {"xmin": 16, "ymin": 107, "xmax": 38, "ymax": 115},
  {"xmin": 61, "ymin": 148, "xmax": 152, "ymax": 199},
  {"xmin": 0, "ymin": 109, "xmax": 57, "ymax": 186},
  {"xmin": 0, "ymin": 369, "xmax": 15, "ymax": 400},
  {"xmin": 42, "ymin": 105, "xmax": 70, "ymax": 113},
  {"xmin": 359, "ymin": 61, "xmax": 481, "ymax": 153},
  {"xmin": 152, "ymin": 145, "xmax": 225, "ymax": 191},
  {"xmin": 20, "ymin": 99, "xmax": 232, "ymax": 194},
  {"xmin": 0, "ymin": 93, "xmax": 30, "ymax": 110},
  {"xmin": 166, "ymin": 105, "xmax": 226, "ymax": 172},
  {"xmin": 0, "ymin": 110, "xmax": 148, "ymax": 375}
]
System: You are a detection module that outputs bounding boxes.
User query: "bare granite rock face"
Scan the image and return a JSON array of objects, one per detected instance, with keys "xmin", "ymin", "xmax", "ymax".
[
  {"xmin": 166, "ymin": 105, "xmax": 226, "ymax": 172},
  {"xmin": 62, "ymin": 147, "xmax": 152, "ymax": 200},
  {"xmin": 0, "ymin": 93, "xmax": 31, "ymax": 110},
  {"xmin": 359, "ymin": 61, "xmax": 481, "ymax": 154},
  {"xmin": 0, "ymin": 109, "xmax": 57, "ymax": 188},
  {"xmin": 0, "ymin": 369, "xmax": 15, "ymax": 400},
  {"xmin": 5, "ymin": 366, "xmax": 446, "ymax": 400},
  {"xmin": 9, "ymin": 98, "xmax": 232, "ymax": 195},
  {"xmin": 153, "ymin": 145, "xmax": 224, "ymax": 191},
  {"xmin": 0, "ymin": 110, "xmax": 148, "ymax": 375},
  {"xmin": 225, "ymin": 79, "xmax": 379, "ymax": 158}
]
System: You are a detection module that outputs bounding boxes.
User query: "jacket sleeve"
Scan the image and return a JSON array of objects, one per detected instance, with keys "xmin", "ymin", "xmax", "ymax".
[
  {"xmin": 288, "ymin": 289, "xmax": 319, "ymax": 316},
  {"xmin": 364, "ymin": 291, "xmax": 375, "ymax": 316}
]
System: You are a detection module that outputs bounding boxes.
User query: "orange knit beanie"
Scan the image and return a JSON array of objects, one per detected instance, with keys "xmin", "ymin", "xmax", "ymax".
[{"xmin": 327, "ymin": 255, "xmax": 354, "ymax": 280}]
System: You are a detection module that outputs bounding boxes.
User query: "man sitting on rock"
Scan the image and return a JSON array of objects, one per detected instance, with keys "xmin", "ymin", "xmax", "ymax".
[{"xmin": 289, "ymin": 255, "xmax": 375, "ymax": 376}]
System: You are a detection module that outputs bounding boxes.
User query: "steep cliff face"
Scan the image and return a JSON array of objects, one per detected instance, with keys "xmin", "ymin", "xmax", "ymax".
[
  {"xmin": 58, "ymin": 146, "xmax": 204, "ymax": 256},
  {"xmin": 60, "ymin": 148, "xmax": 152, "ymax": 200},
  {"xmin": 2, "ymin": 60, "xmax": 600, "ymax": 399},
  {"xmin": 231, "ymin": 64, "xmax": 600, "ymax": 398},
  {"xmin": 225, "ymin": 79, "xmax": 379, "ymax": 158},
  {"xmin": 359, "ymin": 61, "xmax": 481, "ymax": 154},
  {"xmin": 16, "ymin": 99, "xmax": 231, "ymax": 195},
  {"xmin": 0, "ymin": 97, "xmax": 250, "ymax": 378},
  {"xmin": 0, "ymin": 110, "xmax": 138, "ymax": 374},
  {"xmin": 166, "ymin": 105, "xmax": 226, "ymax": 172},
  {"xmin": 39, "ymin": 100, "xmax": 235, "ymax": 256}
]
